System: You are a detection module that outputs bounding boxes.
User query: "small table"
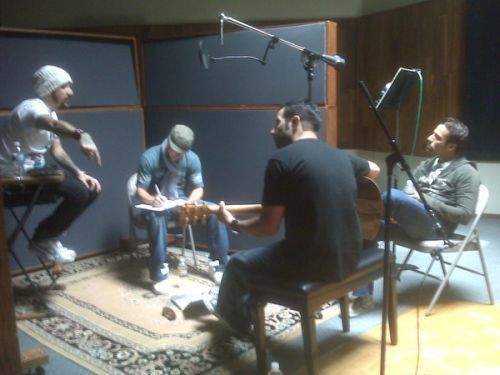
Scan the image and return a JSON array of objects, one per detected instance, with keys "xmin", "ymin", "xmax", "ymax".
[{"xmin": 1, "ymin": 173, "xmax": 65, "ymax": 294}]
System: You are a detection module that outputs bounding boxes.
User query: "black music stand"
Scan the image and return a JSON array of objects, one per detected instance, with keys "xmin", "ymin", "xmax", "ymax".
[
  {"xmin": 376, "ymin": 68, "xmax": 419, "ymax": 190},
  {"xmin": 376, "ymin": 68, "xmax": 418, "ymax": 111},
  {"xmin": 359, "ymin": 80, "xmax": 450, "ymax": 375}
]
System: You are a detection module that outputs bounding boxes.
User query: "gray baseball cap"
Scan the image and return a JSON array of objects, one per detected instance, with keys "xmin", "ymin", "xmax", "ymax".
[{"xmin": 168, "ymin": 124, "xmax": 194, "ymax": 153}]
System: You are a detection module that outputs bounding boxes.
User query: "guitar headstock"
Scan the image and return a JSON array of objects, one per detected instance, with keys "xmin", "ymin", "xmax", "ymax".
[{"xmin": 178, "ymin": 202, "xmax": 212, "ymax": 225}]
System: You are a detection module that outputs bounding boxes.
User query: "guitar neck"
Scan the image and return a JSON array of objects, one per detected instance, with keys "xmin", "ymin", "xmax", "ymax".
[{"xmin": 207, "ymin": 203, "xmax": 262, "ymax": 216}]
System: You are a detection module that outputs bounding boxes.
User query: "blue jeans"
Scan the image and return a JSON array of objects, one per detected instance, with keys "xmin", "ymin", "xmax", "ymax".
[
  {"xmin": 382, "ymin": 188, "xmax": 444, "ymax": 241},
  {"xmin": 143, "ymin": 206, "xmax": 229, "ymax": 282},
  {"xmin": 216, "ymin": 241, "xmax": 288, "ymax": 332},
  {"xmin": 353, "ymin": 189, "xmax": 450, "ymax": 298},
  {"xmin": 352, "ymin": 283, "xmax": 374, "ymax": 298},
  {"xmin": 216, "ymin": 240, "xmax": 331, "ymax": 333}
]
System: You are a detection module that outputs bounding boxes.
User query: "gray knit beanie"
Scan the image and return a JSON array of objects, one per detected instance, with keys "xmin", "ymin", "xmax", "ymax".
[{"xmin": 32, "ymin": 65, "xmax": 73, "ymax": 98}]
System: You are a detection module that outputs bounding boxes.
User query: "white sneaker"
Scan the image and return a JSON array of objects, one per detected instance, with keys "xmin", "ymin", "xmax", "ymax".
[
  {"xmin": 208, "ymin": 260, "xmax": 223, "ymax": 285},
  {"xmin": 54, "ymin": 240, "xmax": 77, "ymax": 259},
  {"xmin": 161, "ymin": 263, "xmax": 169, "ymax": 276},
  {"xmin": 30, "ymin": 239, "xmax": 75, "ymax": 264},
  {"xmin": 153, "ymin": 279, "xmax": 170, "ymax": 295}
]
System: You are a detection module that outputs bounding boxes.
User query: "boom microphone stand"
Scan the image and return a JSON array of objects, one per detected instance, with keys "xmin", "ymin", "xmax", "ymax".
[
  {"xmin": 358, "ymin": 81, "xmax": 451, "ymax": 375},
  {"xmin": 199, "ymin": 13, "xmax": 346, "ymax": 102}
]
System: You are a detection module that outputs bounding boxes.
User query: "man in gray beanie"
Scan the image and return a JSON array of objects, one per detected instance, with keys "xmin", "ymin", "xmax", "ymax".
[
  {"xmin": 134, "ymin": 124, "xmax": 229, "ymax": 295},
  {"xmin": 0, "ymin": 65, "xmax": 102, "ymax": 264}
]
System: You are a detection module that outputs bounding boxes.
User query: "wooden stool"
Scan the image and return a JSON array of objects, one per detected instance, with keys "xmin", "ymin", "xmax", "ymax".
[{"xmin": 248, "ymin": 246, "xmax": 398, "ymax": 375}]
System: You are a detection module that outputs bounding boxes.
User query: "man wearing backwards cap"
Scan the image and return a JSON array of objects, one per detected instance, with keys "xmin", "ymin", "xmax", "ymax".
[
  {"xmin": 0, "ymin": 65, "xmax": 102, "ymax": 264},
  {"xmin": 135, "ymin": 124, "xmax": 229, "ymax": 295}
]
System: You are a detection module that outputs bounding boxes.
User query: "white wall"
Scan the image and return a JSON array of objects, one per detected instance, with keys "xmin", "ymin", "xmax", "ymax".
[{"xmin": 352, "ymin": 149, "xmax": 500, "ymax": 216}]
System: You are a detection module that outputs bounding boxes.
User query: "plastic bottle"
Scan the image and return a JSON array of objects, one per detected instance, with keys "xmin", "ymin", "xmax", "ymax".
[
  {"xmin": 11, "ymin": 141, "xmax": 25, "ymax": 179},
  {"xmin": 403, "ymin": 179, "xmax": 415, "ymax": 195},
  {"xmin": 268, "ymin": 361, "xmax": 283, "ymax": 375},
  {"xmin": 178, "ymin": 256, "xmax": 188, "ymax": 277}
]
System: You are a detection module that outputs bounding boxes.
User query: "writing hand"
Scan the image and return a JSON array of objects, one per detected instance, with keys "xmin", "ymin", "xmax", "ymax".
[{"xmin": 152, "ymin": 194, "xmax": 168, "ymax": 207}]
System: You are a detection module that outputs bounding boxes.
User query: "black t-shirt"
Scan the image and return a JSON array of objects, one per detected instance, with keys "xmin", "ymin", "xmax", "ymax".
[{"xmin": 262, "ymin": 138, "xmax": 370, "ymax": 281}]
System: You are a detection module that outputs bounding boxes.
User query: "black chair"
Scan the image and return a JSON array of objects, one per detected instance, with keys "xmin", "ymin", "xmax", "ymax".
[
  {"xmin": 248, "ymin": 246, "xmax": 397, "ymax": 375},
  {"xmin": 246, "ymin": 177, "xmax": 398, "ymax": 375}
]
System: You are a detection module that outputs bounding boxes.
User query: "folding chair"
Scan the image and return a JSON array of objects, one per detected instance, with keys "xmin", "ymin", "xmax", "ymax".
[
  {"xmin": 126, "ymin": 173, "xmax": 198, "ymax": 268},
  {"xmin": 395, "ymin": 184, "xmax": 494, "ymax": 315}
]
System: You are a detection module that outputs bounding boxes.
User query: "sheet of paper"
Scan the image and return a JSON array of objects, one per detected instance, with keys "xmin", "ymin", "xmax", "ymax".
[
  {"xmin": 171, "ymin": 293, "xmax": 203, "ymax": 311},
  {"xmin": 135, "ymin": 199, "xmax": 186, "ymax": 212}
]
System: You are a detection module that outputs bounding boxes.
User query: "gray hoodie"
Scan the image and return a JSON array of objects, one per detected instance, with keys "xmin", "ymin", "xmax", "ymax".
[{"xmin": 414, "ymin": 156, "xmax": 481, "ymax": 233}]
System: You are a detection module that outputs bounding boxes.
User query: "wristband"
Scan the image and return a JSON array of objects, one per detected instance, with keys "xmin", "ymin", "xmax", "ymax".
[
  {"xmin": 72, "ymin": 128, "xmax": 85, "ymax": 140},
  {"xmin": 229, "ymin": 219, "xmax": 241, "ymax": 234}
]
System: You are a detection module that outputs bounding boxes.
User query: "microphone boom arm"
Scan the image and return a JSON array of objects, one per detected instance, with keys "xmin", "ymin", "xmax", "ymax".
[{"xmin": 219, "ymin": 13, "xmax": 345, "ymax": 69}]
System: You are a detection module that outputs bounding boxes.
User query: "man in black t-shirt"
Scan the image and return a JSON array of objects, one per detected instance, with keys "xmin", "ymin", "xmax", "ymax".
[{"xmin": 204, "ymin": 100, "xmax": 380, "ymax": 335}]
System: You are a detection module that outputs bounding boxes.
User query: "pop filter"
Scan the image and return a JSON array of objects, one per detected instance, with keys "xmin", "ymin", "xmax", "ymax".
[{"xmin": 198, "ymin": 41, "xmax": 212, "ymax": 70}]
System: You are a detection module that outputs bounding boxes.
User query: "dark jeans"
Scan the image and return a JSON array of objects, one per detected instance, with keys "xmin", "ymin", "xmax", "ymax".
[
  {"xmin": 216, "ymin": 240, "xmax": 304, "ymax": 332},
  {"xmin": 32, "ymin": 172, "xmax": 99, "ymax": 242}
]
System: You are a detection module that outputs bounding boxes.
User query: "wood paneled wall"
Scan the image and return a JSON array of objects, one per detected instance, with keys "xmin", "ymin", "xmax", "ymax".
[{"xmin": 338, "ymin": 0, "xmax": 466, "ymax": 155}]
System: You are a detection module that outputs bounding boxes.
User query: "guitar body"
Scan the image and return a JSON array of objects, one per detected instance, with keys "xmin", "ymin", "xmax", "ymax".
[
  {"xmin": 178, "ymin": 176, "xmax": 382, "ymax": 240},
  {"xmin": 357, "ymin": 176, "xmax": 383, "ymax": 240}
]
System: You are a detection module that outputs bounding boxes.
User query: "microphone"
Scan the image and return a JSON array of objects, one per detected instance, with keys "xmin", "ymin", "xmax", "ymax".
[
  {"xmin": 198, "ymin": 41, "xmax": 211, "ymax": 70},
  {"xmin": 219, "ymin": 14, "xmax": 224, "ymax": 45},
  {"xmin": 320, "ymin": 54, "xmax": 346, "ymax": 69}
]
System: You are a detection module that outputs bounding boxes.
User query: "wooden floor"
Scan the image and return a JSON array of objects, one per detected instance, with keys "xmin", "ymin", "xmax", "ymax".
[{"xmin": 311, "ymin": 300, "xmax": 500, "ymax": 375}]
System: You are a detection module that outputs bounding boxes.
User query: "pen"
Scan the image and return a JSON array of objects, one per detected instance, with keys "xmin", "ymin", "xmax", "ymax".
[{"xmin": 154, "ymin": 184, "xmax": 161, "ymax": 196}]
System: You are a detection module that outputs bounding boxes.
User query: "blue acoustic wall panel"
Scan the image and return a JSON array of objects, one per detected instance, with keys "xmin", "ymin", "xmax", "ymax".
[
  {"xmin": 0, "ymin": 34, "xmax": 139, "ymax": 109},
  {"xmin": 144, "ymin": 22, "xmax": 328, "ymax": 106},
  {"xmin": 144, "ymin": 109, "xmax": 325, "ymax": 250},
  {"xmin": 2, "ymin": 110, "xmax": 144, "ymax": 268}
]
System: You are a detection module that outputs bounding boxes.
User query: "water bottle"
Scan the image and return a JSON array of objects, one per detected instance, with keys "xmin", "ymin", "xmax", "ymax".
[
  {"xmin": 403, "ymin": 179, "xmax": 415, "ymax": 195},
  {"xmin": 11, "ymin": 141, "xmax": 25, "ymax": 179},
  {"xmin": 268, "ymin": 361, "xmax": 283, "ymax": 375},
  {"xmin": 178, "ymin": 256, "xmax": 188, "ymax": 277}
]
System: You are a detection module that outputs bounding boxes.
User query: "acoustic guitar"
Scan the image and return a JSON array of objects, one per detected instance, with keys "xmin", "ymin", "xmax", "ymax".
[{"xmin": 178, "ymin": 176, "xmax": 382, "ymax": 240}]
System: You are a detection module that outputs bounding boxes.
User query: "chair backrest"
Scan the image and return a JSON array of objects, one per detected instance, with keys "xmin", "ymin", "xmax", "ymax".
[
  {"xmin": 453, "ymin": 184, "xmax": 488, "ymax": 248},
  {"xmin": 127, "ymin": 173, "xmax": 138, "ymax": 205},
  {"xmin": 475, "ymin": 184, "xmax": 489, "ymax": 217}
]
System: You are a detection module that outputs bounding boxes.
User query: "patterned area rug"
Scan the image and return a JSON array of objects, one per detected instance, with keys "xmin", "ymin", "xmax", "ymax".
[{"xmin": 14, "ymin": 246, "xmax": 340, "ymax": 374}]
